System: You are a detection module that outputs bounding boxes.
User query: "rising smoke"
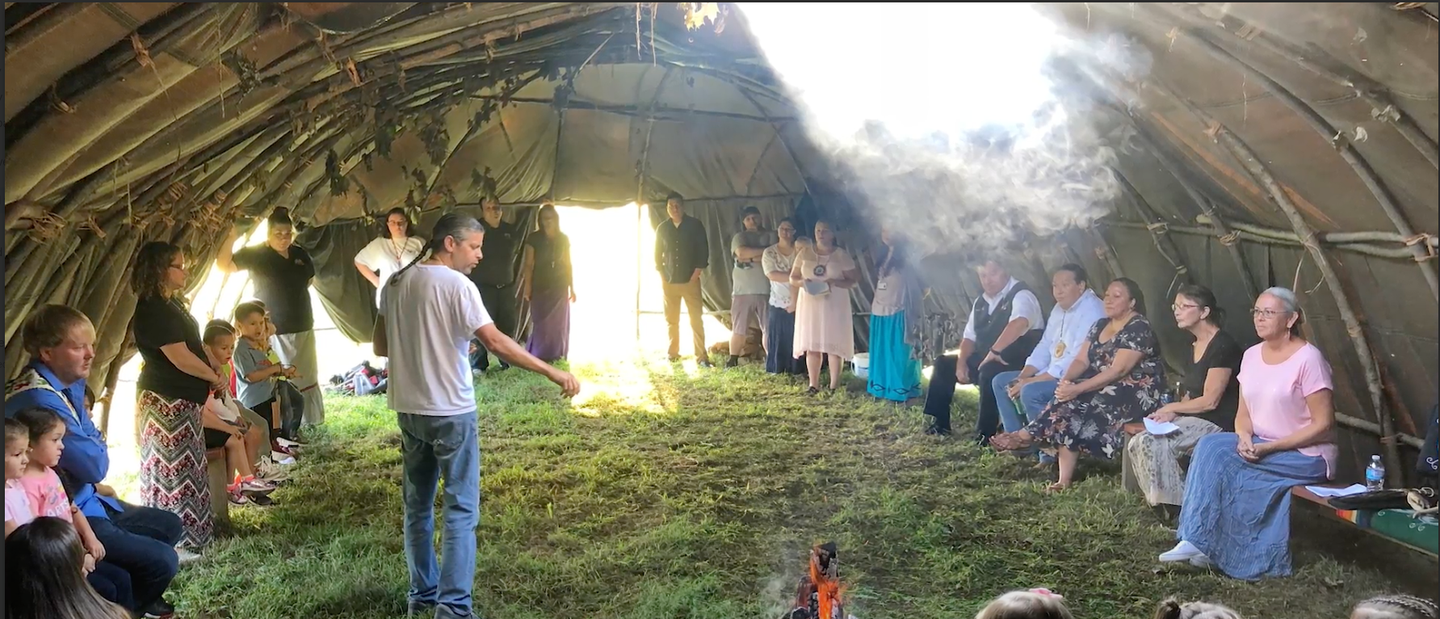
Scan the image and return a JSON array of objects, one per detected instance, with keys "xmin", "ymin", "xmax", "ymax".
[{"xmin": 741, "ymin": 3, "xmax": 1154, "ymax": 260}]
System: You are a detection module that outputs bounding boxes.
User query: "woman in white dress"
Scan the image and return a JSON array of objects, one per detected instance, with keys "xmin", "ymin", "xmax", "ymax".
[
  {"xmin": 790, "ymin": 219, "xmax": 861, "ymax": 394},
  {"xmin": 354, "ymin": 208, "xmax": 426, "ymax": 307}
]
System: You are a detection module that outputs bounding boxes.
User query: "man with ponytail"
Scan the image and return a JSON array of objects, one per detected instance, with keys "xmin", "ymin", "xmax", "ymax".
[{"xmin": 373, "ymin": 213, "xmax": 579, "ymax": 619}]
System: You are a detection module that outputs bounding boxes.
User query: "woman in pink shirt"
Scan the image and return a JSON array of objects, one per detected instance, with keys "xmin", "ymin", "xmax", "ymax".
[{"xmin": 1157, "ymin": 287, "xmax": 1335, "ymax": 580}]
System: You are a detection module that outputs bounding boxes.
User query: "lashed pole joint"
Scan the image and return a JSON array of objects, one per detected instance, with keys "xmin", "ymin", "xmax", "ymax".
[{"xmin": 1207, "ymin": 120, "xmax": 1405, "ymax": 486}]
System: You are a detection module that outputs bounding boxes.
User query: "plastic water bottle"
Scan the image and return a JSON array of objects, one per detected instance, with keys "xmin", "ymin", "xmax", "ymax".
[{"xmin": 1365, "ymin": 455, "xmax": 1386, "ymax": 491}]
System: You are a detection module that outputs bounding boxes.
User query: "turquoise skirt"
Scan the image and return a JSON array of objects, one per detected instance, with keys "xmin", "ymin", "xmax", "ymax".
[{"xmin": 866, "ymin": 313, "xmax": 921, "ymax": 402}]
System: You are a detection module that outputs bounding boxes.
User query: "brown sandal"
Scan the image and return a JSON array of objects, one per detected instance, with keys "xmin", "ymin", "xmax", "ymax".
[{"xmin": 989, "ymin": 432, "xmax": 1033, "ymax": 452}]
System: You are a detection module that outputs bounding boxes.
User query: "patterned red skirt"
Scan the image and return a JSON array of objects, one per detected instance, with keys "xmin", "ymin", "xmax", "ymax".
[{"xmin": 138, "ymin": 390, "xmax": 212, "ymax": 548}]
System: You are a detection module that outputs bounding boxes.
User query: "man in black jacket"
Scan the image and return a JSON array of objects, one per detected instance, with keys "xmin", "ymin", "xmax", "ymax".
[
  {"xmin": 655, "ymin": 192, "xmax": 713, "ymax": 367},
  {"xmin": 468, "ymin": 196, "xmax": 522, "ymax": 373}
]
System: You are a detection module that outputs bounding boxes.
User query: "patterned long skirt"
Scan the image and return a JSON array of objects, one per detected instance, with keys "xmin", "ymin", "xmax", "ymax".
[{"xmin": 138, "ymin": 390, "xmax": 212, "ymax": 548}]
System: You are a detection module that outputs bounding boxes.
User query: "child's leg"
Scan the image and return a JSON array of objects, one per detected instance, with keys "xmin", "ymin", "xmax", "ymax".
[{"xmin": 225, "ymin": 434, "xmax": 254, "ymax": 479}]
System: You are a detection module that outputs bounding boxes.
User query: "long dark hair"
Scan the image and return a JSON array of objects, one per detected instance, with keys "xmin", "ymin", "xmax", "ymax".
[
  {"xmin": 879, "ymin": 237, "xmax": 909, "ymax": 277},
  {"xmin": 380, "ymin": 207, "xmax": 414, "ymax": 239},
  {"xmin": 12, "ymin": 407, "xmax": 63, "ymax": 445},
  {"xmin": 5, "ymin": 517, "xmax": 129, "ymax": 619},
  {"xmin": 1111, "ymin": 277, "xmax": 1147, "ymax": 316},
  {"xmin": 388, "ymin": 213, "xmax": 486, "ymax": 287},
  {"xmin": 131, "ymin": 241, "xmax": 182, "ymax": 299}
]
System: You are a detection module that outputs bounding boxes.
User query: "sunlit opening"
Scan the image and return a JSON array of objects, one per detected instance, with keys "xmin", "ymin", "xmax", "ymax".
[{"xmin": 741, "ymin": 2, "xmax": 1064, "ymax": 141}]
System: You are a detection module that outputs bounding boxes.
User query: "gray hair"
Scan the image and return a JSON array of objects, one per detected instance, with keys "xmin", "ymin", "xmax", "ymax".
[
  {"xmin": 1261, "ymin": 286, "xmax": 1299, "ymax": 313},
  {"xmin": 1258, "ymin": 286, "xmax": 1304, "ymax": 336},
  {"xmin": 389, "ymin": 213, "xmax": 485, "ymax": 286}
]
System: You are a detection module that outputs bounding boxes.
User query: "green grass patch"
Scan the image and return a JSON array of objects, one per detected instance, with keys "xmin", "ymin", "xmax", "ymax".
[{"xmin": 172, "ymin": 356, "xmax": 1397, "ymax": 618}]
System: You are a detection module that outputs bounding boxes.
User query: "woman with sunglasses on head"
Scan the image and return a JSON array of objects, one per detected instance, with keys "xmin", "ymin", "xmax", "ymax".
[
  {"xmin": 1159, "ymin": 287, "xmax": 1336, "ymax": 580},
  {"xmin": 131, "ymin": 242, "xmax": 224, "ymax": 551}
]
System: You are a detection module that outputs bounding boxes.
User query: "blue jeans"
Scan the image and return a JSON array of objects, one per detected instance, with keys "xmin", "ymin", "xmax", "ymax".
[
  {"xmin": 398, "ymin": 412, "xmax": 481, "ymax": 619},
  {"xmin": 992, "ymin": 371, "xmax": 1058, "ymax": 463},
  {"xmin": 91, "ymin": 502, "xmax": 182, "ymax": 611}
]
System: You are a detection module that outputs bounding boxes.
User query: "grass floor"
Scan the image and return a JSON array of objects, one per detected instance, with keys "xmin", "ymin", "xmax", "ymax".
[{"xmin": 173, "ymin": 355, "xmax": 1402, "ymax": 619}]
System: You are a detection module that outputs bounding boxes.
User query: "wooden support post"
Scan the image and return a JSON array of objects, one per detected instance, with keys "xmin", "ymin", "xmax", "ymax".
[
  {"xmin": 1176, "ymin": 28, "xmax": 1440, "ymax": 302},
  {"xmin": 1207, "ymin": 121, "xmax": 1406, "ymax": 486}
]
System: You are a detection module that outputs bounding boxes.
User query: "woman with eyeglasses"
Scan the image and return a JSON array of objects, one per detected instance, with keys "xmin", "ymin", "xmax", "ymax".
[
  {"xmin": 1159, "ymin": 287, "xmax": 1336, "ymax": 580},
  {"xmin": 130, "ymin": 242, "xmax": 224, "ymax": 550},
  {"xmin": 989, "ymin": 278, "xmax": 1167, "ymax": 493},
  {"xmin": 1123, "ymin": 285, "xmax": 1241, "ymax": 524}
]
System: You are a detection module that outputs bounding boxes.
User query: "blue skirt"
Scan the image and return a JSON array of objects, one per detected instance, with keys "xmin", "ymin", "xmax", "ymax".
[
  {"xmin": 1178, "ymin": 433, "xmax": 1329, "ymax": 580},
  {"xmin": 866, "ymin": 313, "xmax": 921, "ymax": 402}
]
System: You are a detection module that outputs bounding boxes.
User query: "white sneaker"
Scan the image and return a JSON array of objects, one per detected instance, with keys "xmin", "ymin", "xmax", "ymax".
[
  {"xmin": 276, "ymin": 437, "xmax": 306, "ymax": 448},
  {"xmin": 1159, "ymin": 540, "xmax": 1204, "ymax": 562},
  {"xmin": 255, "ymin": 461, "xmax": 290, "ymax": 483},
  {"xmin": 1189, "ymin": 554, "xmax": 1214, "ymax": 568},
  {"xmin": 271, "ymin": 451, "xmax": 297, "ymax": 465},
  {"xmin": 175, "ymin": 547, "xmax": 202, "ymax": 566}
]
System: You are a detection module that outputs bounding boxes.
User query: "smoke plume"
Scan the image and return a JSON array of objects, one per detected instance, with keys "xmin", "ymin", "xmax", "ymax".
[{"xmin": 742, "ymin": 3, "xmax": 1155, "ymax": 259}]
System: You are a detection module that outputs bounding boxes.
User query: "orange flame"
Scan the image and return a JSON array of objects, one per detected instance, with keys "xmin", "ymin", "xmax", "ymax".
[{"xmin": 807, "ymin": 547, "xmax": 847, "ymax": 619}]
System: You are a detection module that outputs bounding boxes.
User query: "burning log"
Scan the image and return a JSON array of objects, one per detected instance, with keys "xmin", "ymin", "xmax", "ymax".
[{"xmin": 782, "ymin": 542, "xmax": 855, "ymax": 619}]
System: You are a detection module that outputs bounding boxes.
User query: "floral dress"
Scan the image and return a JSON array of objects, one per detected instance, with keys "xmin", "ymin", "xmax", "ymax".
[{"xmin": 1026, "ymin": 314, "xmax": 1165, "ymax": 459}]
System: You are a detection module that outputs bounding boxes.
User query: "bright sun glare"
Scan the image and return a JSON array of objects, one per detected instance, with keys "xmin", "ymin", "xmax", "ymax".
[{"xmin": 740, "ymin": 2, "xmax": 1063, "ymax": 140}]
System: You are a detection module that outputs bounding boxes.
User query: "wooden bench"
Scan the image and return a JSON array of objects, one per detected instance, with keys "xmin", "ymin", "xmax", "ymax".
[
  {"xmin": 205, "ymin": 447, "xmax": 229, "ymax": 526},
  {"xmin": 1292, "ymin": 484, "xmax": 1438, "ymax": 558}
]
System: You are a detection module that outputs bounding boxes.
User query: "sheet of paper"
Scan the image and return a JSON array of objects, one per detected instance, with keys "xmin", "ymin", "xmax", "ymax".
[
  {"xmin": 1143, "ymin": 418, "xmax": 1181, "ymax": 436},
  {"xmin": 1303, "ymin": 484, "xmax": 1368, "ymax": 498}
]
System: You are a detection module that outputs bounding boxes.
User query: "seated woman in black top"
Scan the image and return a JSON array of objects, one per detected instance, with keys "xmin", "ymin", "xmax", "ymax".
[
  {"xmin": 131, "ymin": 242, "xmax": 223, "ymax": 550},
  {"xmin": 1123, "ymin": 284, "xmax": 1241, "ymax": 522}
]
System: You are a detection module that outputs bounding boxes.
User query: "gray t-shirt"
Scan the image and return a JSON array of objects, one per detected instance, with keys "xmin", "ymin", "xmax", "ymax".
[
  {"xmin": 731, "ymin": 229, "xmax": 776, "ymax": 297},
  {"xmin": 232, "ymin": 337, "xmax": 277, "ymax": 408}
]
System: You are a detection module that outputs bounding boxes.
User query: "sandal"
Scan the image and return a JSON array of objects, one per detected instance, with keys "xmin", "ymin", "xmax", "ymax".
[
  {"xmin": 807, "ymin": 387, "xmax": 820, "ymax": 396},
  {"xmin": 989, "ymin": 432, "xmax": 1033, "ymax": 452},
  {"xmin": 1045, "ymin": 482, "xmax": 1070, "ymax": 494}
]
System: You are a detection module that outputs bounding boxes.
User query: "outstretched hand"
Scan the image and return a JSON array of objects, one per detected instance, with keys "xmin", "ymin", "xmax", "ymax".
[{"xmin": 548, "ymin": 369, "xmax": 581, "ymax": 398}]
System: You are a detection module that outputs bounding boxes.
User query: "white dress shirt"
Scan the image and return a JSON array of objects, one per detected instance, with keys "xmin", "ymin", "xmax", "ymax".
[
  {"xmin": 962, "ymin": 277, "xmax": 1045, "ymax": 343},
  {"xmin": 1023, "ymin": 288, "xmax": 1106, "ymax": 378}
]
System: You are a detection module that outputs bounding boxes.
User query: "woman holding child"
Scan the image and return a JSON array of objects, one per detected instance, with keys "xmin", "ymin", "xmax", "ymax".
[{"xmin": 131, "ymin": 242, "xmax": 222, "ymax": 549}]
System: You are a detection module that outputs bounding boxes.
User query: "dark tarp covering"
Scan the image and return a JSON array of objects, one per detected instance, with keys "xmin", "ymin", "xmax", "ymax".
[
  {"xmin": 297, "ymin": 206, "xmax": 538, "ymax": 344},
  {"xmin": 4, "ymin": 3, "xmax": 1436, "ymax": 486}
]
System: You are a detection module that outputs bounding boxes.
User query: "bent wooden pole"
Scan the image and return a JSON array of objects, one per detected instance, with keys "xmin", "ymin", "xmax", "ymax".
[
  {"xmin": 1111, "ymin": 167, "xmax": 1193, "ymax": 296},
  {"xmin": 1179, "ymin": 29, "xmax": 1440, "ymax": 302},
  {"xmin": 1208, "ymin": 122, "xmax": 1405, "ymax": 486},
  {"xmin": 1144, "ymin": 3, "xmax": 1439, "ymax": 170}
]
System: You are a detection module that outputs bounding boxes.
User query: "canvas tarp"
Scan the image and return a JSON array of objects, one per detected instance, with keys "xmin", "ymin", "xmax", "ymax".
[{"xmin": 4, "ymin": 3, "xmax": 1436, "ymax": 484}]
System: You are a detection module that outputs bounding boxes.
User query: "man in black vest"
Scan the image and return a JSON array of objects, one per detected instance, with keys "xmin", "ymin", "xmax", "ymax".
[
  {"xmin": 923, "ymin": 258, "xmax": 1045, "ymax": 443},
  {"xmin": 468, "ymin": 196, "xmax": 522, "ymax": 374}
]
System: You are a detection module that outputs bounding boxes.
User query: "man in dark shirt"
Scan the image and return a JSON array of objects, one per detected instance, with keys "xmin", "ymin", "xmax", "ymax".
[
  {"xmin": 468, "ymin": 196, "xmax": 523, "ymax": 373},
  {"xmin": 654, "ymin": 192, "xmax": 712, "ymax": 367}
]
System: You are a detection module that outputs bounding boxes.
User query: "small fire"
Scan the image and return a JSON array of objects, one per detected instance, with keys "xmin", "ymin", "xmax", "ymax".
[{"xmin": 783, "ymin": 542, "xmax": 853, "ymax": 619}]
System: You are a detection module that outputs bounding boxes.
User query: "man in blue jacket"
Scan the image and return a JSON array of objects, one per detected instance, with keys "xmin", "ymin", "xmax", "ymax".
[{"xmin": 5, "ymin": 304, "xmax": 181, "ymax": 619}]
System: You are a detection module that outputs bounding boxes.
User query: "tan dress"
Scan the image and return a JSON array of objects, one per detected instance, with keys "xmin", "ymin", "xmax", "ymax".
[{"xmin": 793, "ymin": 246, "xmax": 856, "ymax": 359}]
